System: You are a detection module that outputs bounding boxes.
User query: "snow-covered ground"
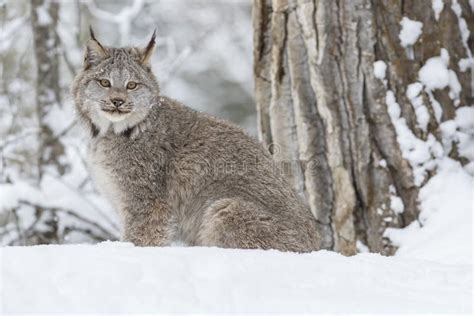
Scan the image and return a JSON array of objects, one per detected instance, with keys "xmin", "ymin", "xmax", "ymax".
[
  {"xmin": 1, "ymin": 156, "xmax": 473, "ymax": 314},
  {"xmin": 1, "ymin": 156, "xmax": 472, "ymax": 314},
  {"xmin": 1, "ymin": 243, "xmax": 471, "ymax": 314}
]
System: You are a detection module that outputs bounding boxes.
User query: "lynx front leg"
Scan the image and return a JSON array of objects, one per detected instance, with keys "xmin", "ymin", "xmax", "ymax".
[{"xmin": 122, "ymin": 203, "xmax": 173, "ymax": 247}]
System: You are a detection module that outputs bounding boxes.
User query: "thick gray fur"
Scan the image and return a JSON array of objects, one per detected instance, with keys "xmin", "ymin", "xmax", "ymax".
[{"xmin": 71, "ymin": 31, "xmax": 320, "ymax": 252}]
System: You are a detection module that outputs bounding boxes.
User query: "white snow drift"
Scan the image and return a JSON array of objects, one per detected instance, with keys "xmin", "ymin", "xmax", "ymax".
[
  {"xmin": 1, "ymin": 157, "xmax": 473, "ymax": 314},
  {"xmin": 1, "ymin": 243, "xmax": 471, "ymax": 314}
]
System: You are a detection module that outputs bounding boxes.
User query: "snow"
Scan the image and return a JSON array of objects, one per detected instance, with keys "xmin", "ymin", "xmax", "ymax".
[
  {"xmin": 455, "ymin": 106, "xmax": 474, "ymax": 161},
  {"xmin": 385, "ymin": 158, "xmax": 473, "ymax": 265},
  {"xmin": 389, "ymin": 185, "xmax": 405, "ymax": 214},
  {"xmin": 385, "ymin": 94, "xmax": 474, "ymax": 266},
  {"xmin": 451, "ymin": 0, "xmax": 467, "ymax": 41},
  {"xmin": 455, "ymin": 106, "xmax": 474, "ymax": 131},
  {"xmin": 451, "ymin": 0, "xmax": 474, "ymax": 98},
  {"xmin": 373, "ymin": 60, "xmax": 387, "ymax": 80},
  {"xmin": 43, "ymin": 102, "xmax": 75, "ymax": 137},
  {"xmin": 0, "ymin": 174, "xmax": 119, "ymax": 243},
  {"xmin": 386, "ymin": 90, "xmax": 401, "ymax": 120},
  {"xmin": 356, "ymin": 240, "xmax": 369, "ymax": 253},
  {"xmin": 378, "ymin": 159, "xmax": 387, "ymax": 168},
  {"xmin": 448, "ymin": 69, "xmax": 462, "ymax": 101},
  {"xmin": 86, "ymin": 0, "xmax": 144, "ymax": 45},
  {"xmin": 428, "ymin": 90, "xmax": 443, "ymax": 122},
  {"xmin": 0, "ymin": 17, "xmax": 27, "ymax": 53},
  {"xmin": 1, "ymin": 243, "xmax": 471, "ymax": 314},
  {"xmin": 432, "ymin": 0, "xmax": 444, "ymax": 20},
  {"xmin": 419, "ymin": 48, "xmax": 450, "ymax": 90},
  {"xmin": 459, "ymin": 57, "xmax": 473, "ymax": 72},
  {"xmin": 1, "ymin": 0, "xmax": 473, "ymax": 313},
  {"xmin": 438, "ymin": 107, "xmax": 474, "ymax": 165},
  {"xmin": 406, "ymin": 82, "xmax": 423, "ymax": 100},
  {"xmin": 0, "ymin": 181, "xmax": 42, "ymax": 212},
  {"xmin": 36, "ymin": 3, "xmax": 52, "ymax": 26},
  {"xmin": 385, "ymin": 90, "xmax": 443, "ymax": 185},
  {"xmin": 406, "ymin": 82, "xmax": 430, "ymax": 131},
  {"xmin": 3, "ymin": 147, "xmax": 472, "ymax": 313},
  {"xmin": 399, "ymin": 17, "xmax": 423, "ymax": 47},
  {"xmin": 419, "ymin": 48, "xmax": 462, "ymax": 104}
]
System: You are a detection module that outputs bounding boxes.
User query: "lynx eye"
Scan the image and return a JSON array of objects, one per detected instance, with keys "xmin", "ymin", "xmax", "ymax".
[
  {"xmin": 126, "ymin": 81, "xmax": 137, "ymax": 90},
  {"xmin": 98, "ymin": 79, "xmax": 110, "ymax": 88}
]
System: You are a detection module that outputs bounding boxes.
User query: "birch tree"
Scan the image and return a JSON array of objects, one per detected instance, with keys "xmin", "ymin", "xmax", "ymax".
[{"xmin": 253, "ymin": 0, "xmax": 473, "ymax": 255}]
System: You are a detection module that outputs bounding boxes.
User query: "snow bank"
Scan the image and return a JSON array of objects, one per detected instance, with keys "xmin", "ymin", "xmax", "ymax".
[
  {"xmin": 385, "ymin": 158, "xmax": 473, "ymax": 265},
  {"xmin": 1, "ymin": 243, "xmax": 471, "ymax": 314}
]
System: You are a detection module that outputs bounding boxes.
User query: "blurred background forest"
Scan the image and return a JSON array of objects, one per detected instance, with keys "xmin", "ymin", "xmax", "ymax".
[
  {"xmin": 0, "ymin": 0, "xmax": 254, "ymax": 245},
  {"xmin": 0, "ymin": 0, "xmax": 472, "ymax": 259}
]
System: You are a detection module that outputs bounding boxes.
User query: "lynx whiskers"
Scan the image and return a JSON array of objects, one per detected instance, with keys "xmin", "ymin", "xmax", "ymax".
[
  {"xmin": 71, "ymin": 28, "xmax": 320, "ymax": 252},
  {"xmin": 72, "ymin": 28, "xmax": 159, "ymax": 138}
]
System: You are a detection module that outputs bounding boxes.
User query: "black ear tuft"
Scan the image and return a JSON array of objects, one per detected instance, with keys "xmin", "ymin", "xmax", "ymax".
[
  {"xmin": 141, "ymin": 29, "xmax": 157, "ymax": 65},
  {"xmin": 84, "ymin": 26, "xmax": 109, "ymax": 69},
  {"xmin": 89, "ymin": 26, "xmax": 97, "ymax": 41}
]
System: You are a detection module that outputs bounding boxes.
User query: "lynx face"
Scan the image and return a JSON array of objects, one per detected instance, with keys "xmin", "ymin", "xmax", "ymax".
[{"xmin": 73, "ymin": 30, "xmax": 159, "ymax": 135}]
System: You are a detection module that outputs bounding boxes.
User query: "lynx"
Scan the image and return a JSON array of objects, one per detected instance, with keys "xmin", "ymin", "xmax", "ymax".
[{"xmin": 71, "ymin": 29, "xmax": 320, "ymax": 252}]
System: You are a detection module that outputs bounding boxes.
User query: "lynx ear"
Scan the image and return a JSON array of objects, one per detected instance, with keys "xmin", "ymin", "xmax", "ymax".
[
  {"xmin": 84, "ymin": 27, "xmax": 108, "ymax": 69},
  {"xmin": 140, "ymin": 29, "xmax": 156, "ymax": 65}
]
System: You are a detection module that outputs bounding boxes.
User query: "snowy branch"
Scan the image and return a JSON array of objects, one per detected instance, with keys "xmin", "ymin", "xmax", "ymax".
[{"xmin": 85, "ymin": 0, "xmax": 144, "ymax": 45}]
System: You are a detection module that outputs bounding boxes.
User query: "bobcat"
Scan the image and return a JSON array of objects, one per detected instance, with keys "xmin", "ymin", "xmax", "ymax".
[{"xmin": 71, "ymin": 29, "xmax": 320, "ymax": 252}]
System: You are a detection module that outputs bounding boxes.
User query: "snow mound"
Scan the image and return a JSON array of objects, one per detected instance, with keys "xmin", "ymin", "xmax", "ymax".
[
  {"xmin": 385, "ymin": 158, "xmax": 473, "ymax": 265},
  {"xmin": 1, "ymin": 243, "xmax": 471, "ymax": 313}
]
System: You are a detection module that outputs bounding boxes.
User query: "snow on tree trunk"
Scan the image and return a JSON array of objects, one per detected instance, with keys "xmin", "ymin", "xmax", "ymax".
[
  {"xmin": 253, "ymin": 0, "xmax": 473, "ymax": 255},
  {"xmin": 31, "ymin": 0, "xmax": 65, "ymax": 178},
  {"xmin": 30, "ymin": 0, "xmax": 64, "ymax": 243}
]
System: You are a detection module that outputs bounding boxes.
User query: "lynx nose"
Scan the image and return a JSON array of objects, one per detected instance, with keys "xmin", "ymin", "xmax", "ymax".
[{"xmin": 111, "ymin": 98, "xmax": 125, "ymax": 108}]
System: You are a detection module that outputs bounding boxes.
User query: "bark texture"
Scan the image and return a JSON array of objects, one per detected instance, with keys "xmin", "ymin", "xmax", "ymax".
[{"xmin": 253, "ymin": 0, "xmax": 472, "ymax": 255}]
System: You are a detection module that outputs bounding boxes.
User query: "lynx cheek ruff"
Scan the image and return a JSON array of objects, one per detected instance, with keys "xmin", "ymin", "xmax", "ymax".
[{"xmin": 71, "ymin": 28, "xmax": 320, "ymax": 252}]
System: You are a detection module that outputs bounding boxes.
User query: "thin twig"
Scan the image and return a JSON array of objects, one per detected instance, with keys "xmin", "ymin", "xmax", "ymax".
[{"xmin": 19, "ymin": 200, "xmax": 118, "ymax": 240}]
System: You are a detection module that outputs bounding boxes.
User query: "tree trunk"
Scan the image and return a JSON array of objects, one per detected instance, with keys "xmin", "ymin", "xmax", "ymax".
[
  {"xmin": 31, "ymin": 0, "xmax": 65, "ymax": 179},
  {"xmin": 30, "ymin": 0, "xmax": 64, "ymax": 244},
  {"xmin": 253, "ymin": 0, "xmax": 472, "ymax": 255}
]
